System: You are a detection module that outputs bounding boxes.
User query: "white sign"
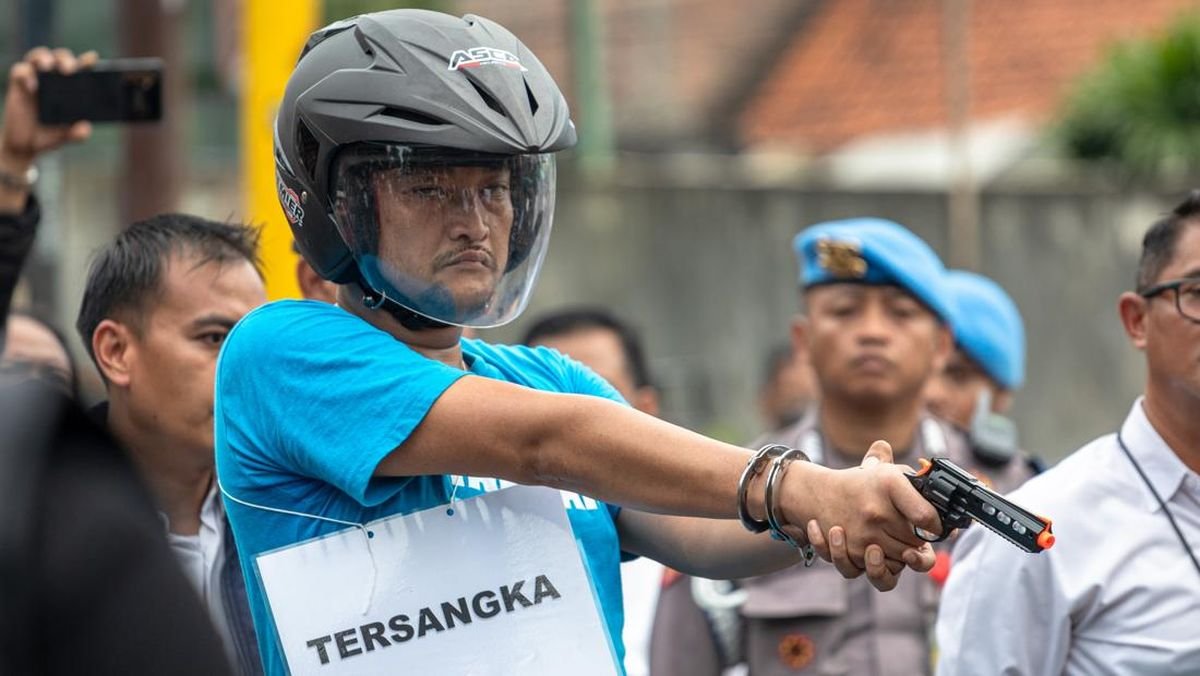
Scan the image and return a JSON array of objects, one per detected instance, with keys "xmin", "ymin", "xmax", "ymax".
[{"xmin": 256, "ymin": 485, "xmax": 619, "ymax": 675}]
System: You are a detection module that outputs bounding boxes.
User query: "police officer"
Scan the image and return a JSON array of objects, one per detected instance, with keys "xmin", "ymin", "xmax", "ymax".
[
  {"xmin": 652, "ymin": 219, "xmax": 1028, "ymax": 676},
  {"xmin": 214, "ymin": 12, "xmax": 941, "ymax": 676},
  {"xmin": 926, "ymin": 270, "xmax": 1044, "ymax": 480}
]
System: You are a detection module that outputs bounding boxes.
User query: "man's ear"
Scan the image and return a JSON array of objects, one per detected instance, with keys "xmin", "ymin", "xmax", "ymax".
[
  {"xmin": 790, "ymin": 314, "xmax": 809, "ymax": 354},
  {"xmin": 931, "ymin": 323, "xmax": 954, "ymax": 374},
  {"xmin": 92, "ymin": 319, "xmax": 135, "ymax": 387},
  {"xmin": 1118, "ymin": 292, "xmax": 1149, "ymax": 350},
  {"xmin": 631, "ymin": 387, "xmax": 661, "ymax": 418},
  {"xmin": 992, "ymin": 387, "xmax": 1014, "ymax": 415}
]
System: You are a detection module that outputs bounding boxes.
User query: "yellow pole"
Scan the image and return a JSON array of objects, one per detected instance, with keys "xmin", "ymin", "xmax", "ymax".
[{"xmin": 241, "ymin": 0, "xmax": 319, "ymax": 299}]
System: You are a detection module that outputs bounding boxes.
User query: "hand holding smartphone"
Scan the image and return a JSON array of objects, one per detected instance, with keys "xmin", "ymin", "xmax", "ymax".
[{"xmin": 36, "ymin": 57, "xmax": 163, "ymax": 125}]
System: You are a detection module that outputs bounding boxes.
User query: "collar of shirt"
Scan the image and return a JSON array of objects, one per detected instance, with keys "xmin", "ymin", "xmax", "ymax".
[{"xmin": 1120, "ymin": 397, "xmax": 1198, "ymax": 513}]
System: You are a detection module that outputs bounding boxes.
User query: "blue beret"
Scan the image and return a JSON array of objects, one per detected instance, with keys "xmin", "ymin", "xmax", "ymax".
[
  {"xmin": 945, "ymin": 270, "xmax": 1025, "ymax": 390},
  {"xmin": 793, "ymin": 218, "xmax": 953, "ymax": 323}
]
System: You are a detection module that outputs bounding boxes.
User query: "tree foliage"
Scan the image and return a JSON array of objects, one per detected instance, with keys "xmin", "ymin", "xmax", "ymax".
[{"xmin": 1056, "ymin": 12, "xmax": 1200, "ymax": 182}]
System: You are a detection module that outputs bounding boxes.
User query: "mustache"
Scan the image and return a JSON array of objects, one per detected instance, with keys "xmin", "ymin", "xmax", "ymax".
[{"xmin": 433, "ymin": 246, "xmax": 496, "ymax": 270}]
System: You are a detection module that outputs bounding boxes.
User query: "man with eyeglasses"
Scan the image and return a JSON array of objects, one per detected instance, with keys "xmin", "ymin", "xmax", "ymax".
[{"xmin": 935, "ymin": 191, "xmax": 1200, "ymax": 675}]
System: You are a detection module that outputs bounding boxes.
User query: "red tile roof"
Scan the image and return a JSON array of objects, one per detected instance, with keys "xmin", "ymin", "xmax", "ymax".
[{"xmin": 739, "ymin": 0, "xmax": 1199, "ymax": 153}]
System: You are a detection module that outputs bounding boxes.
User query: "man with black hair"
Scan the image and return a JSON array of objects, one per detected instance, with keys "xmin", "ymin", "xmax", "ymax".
[
  {"xmin": 936, "ymin": 192, "xmax": 1200, "ymax": 674},
  {"xmin": 0, "ymin": 47, "xmax": 233, "ymax": 676},
  {"xmin": 758, "ymin": 342, "xmax": 817, "ymax": 433},
  {"xmin": 522, "ymin": 306, "xmax": 663, "ymax": 676},
  {"xmin": 522, "ymin": 307, "xmax": 660, "ymax": 416},
  {"xmin": 925, "ymin": 270, "xmax": 1044, "ymax": 481},
  {"xmin": 216, "ymin": 10, "xmax": 943, "ymax": 675},
  {"xmin": 76, "ymin": 213, "xmax": 267, "ymax": 675},
  {"xmin": 651, "ymin": 218, "xmax": 1038, "ymax": 676}
]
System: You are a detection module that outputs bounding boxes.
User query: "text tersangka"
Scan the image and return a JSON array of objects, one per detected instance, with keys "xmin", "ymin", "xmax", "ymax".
[{"xmin": 305, "ymin": 574, "xmax": 562, "ymax": 665}]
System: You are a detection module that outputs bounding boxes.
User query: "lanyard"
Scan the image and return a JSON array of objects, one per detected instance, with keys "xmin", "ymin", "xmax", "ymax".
[{"xmin": 1116, "ymin": 432, "xmax": 1200, "ymax": 579}]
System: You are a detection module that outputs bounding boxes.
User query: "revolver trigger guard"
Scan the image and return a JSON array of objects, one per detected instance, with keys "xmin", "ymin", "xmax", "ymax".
[{"xmin": 912, "ymin": 517, "xmax": 953, "ymax": 544}]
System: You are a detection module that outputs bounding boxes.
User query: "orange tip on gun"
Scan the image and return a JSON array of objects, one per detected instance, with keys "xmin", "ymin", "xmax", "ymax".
[{"xmin": 908, "ymin": 457, "xmax": 1055, "ymax": 553}]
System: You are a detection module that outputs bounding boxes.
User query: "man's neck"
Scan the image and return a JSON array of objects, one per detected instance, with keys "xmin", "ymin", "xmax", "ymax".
[
  {"xmin": 1142, "ymin": 381, "xmax": 1200, "ymax": 474},
  {"xmin": 337, "ymin": 286, "xmax": 466, "ymax": 368},
  {"xmin": 107, "ymin": 404, "xmax": 213, "ymax": 535},
  {"xmin": 818, "ymin": 395, "xmax": 925, "ymax": 461}
]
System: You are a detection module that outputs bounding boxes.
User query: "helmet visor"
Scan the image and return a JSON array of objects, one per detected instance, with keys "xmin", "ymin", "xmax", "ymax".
[{"xmin": 331, "ymin": 144, "xmax": 556, "ymax": 328}]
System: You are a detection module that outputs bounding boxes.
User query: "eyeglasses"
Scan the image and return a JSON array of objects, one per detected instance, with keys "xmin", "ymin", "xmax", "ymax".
[{"xmin": 1140, "ymin": 277, "xmax": 1200, "ymax": 324}]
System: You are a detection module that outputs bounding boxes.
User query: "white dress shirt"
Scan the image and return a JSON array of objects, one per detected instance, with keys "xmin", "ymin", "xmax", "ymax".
[
  {"xmin": 620, "ymin": 557, "xmax": 663, "ymax": 676},
  {"xmin": 166, "ymin": 484, "xmax": 237, "ymax": 665},
  {"xmin": 936, "ymin": 398, "xmax": 1200, "ymax": 676}
]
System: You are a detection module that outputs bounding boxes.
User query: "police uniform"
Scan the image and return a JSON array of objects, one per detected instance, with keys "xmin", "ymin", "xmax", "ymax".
[
  {"xmin": 737, "ymin": 409, "xmax": 1030, "ymax": 676},
  {"xmin": 649, "ymin": 219, "xmax": 1034, "ymax": 676}
]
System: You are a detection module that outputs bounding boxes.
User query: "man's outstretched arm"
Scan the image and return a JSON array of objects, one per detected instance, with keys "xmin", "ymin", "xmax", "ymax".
[
  {"xmin": 376, "ymin": 375, "xmax": 940, "ymax": 572},
  {"xmin": 616, "ymin": 442, "xmax": 933, "ymax": 592}
]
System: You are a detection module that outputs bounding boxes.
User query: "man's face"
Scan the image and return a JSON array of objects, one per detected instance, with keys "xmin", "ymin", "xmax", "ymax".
[
  {"xmin": 531, "ymin": 326, "xmax": 659, "ymax": 416},
  {"xmin": 801, "ymin": 284, "xmax": 950, "ymax": 407},
  {"xmin": 760, "ymin": 348, "xmax": 817, "ymax": 430},
  {"xmin": 374, "ymin": 164, "xmax": 513, "ymax": 315},
  {"xmin": 121, "ymin": 252, "xmax": 266, "ymax": 457},
  {"xmin": 1137, "ymin": 224, "xmax": 1200, "ymax": 402},
  {"xmin": 925, "ymin": 347, "xmax": 1004, "ymax": 429}
]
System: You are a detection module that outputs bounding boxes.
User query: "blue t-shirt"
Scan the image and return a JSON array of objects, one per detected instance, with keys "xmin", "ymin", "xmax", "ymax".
[{"xmin": 215, "ymin": 300, "xmax": 631, "ymax": 675}]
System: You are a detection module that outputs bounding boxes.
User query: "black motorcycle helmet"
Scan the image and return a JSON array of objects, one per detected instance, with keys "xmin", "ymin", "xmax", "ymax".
[{"xmin": 275, "ymin": 9, "xmax": 576, "ymax": 327}]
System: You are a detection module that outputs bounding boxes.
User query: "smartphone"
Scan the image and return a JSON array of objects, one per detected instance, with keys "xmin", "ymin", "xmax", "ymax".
[{"xmin": 36, "ymin": 58, "xmax": 163, "ymax": 125}]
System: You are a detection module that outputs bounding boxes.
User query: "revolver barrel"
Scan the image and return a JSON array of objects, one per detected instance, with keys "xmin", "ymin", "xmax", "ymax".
[{"xmin": 908, "ymin": 457, "xmax": 1054, "ymax": 553}]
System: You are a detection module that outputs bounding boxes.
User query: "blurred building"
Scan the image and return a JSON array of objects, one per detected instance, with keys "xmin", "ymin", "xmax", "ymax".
[{"xmin": 4, "ymin": 0, "xmax": 1199, "ymax": 453}]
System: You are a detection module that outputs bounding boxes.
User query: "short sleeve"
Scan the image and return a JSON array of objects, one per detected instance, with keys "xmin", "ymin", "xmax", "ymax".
[{"xmin": 216, "ymin": 301, "xmax": 468, "ymax": 505}]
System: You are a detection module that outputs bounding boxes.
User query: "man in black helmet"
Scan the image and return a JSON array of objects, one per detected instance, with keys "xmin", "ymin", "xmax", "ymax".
[{"xmin": 215, "ymin": 10, "xmax": 942, "ymax": 676}]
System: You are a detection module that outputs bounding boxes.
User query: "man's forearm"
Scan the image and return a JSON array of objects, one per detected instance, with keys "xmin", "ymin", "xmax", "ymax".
[
  {"xmin": 386, "ymin": 376, "xmax": 934, "ymax": 566},
  {"xmin": 386, "ymin": 378, "xmax": 765, "ymax": 520},
  {"xmin": 0, "ymin": 191, "xmax": 38, "ymax": 349},
  {"xmin": 617, "ymin": 510, "xmax": 801, "ymax": 579},
  {"xmin": 0, "ymin": 151, "xmax": 33, "ymax": 214},
  {"xmin": 521, "ymin": 393, "xmax": 759, "ymax": 520}
]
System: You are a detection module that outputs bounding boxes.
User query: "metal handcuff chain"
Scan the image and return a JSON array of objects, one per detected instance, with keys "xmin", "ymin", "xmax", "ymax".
[
  {"xmin": 1116, "ymin": 432, "xmax": 1200, "ymax": 579},
  {"xmin": 764, "ymin": 448, "xmax": 818, "ymax": 566},
  {"xmin": 736, "ymin": 444, "xmax": 817, "ymax": 566}
]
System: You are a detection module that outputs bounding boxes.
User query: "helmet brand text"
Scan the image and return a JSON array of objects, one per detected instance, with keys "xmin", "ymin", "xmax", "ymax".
[
  {"xmin": 278, "ymin": 177, "xmax": 305, "ymax": 226},
  {"xmin": 448, "ymin": 47, "xmax": 528, "ymax": 72}
]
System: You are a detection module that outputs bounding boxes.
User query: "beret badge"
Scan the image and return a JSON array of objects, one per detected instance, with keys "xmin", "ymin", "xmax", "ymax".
[{"xmin": 816, "ymin": 239, "xmax": 867, "ymax": 279}]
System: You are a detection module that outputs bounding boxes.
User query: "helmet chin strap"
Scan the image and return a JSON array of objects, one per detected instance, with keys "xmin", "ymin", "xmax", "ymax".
[{"xmin": 355, "ymin": 275, "xmax": 451, "ymax": 332}]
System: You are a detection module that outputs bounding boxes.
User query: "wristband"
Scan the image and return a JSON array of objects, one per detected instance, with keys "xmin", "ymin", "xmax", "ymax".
[{"xmin": 0, "ymin": 164, "xmax": 37, "ymax": 192}]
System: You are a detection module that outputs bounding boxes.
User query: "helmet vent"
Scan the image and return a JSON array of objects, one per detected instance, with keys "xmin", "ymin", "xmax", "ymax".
[
  {"xmin": 468, "ymin": 79, "xmax": 506, "ymax": 117},
  {"xmin": 378, "ymin": 107, "xmax": 449, "ymax": 127},
  {"xmin": 296, "ymin": 118, "xmax": 320, "ymax": 179},
  {"xmin": 524, "ymin": 79, "xmax": 539, "ymax": 116}
]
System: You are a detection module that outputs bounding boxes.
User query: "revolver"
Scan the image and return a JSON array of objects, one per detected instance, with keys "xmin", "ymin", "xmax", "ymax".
[{"xmin": 907, "ymin": 457, "xmax": 1055, "ymax": 553}]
